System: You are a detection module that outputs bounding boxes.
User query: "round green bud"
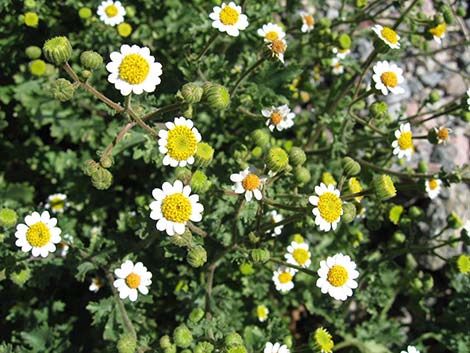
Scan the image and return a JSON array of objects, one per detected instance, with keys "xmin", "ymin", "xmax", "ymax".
[
  {"xmin": 409, "ymin": 206, "xmax": 423, "ymax": 219},
  {"xmin": 251, "ymin": 146, "xmax": 263, "ymax": 158},
  {"xmin": 99, "ymin": 155, "xmax": 113, "ymax": 169},
  {"xmin": 417, "ymin": 12, "xmax": 427, "ymax": 21},
  {"xmin": 318, "ymin": 18, "xmax": 331, "ymax": 29},
  {"xmin": 173, "ymin": 324, "xmax": 193, "ymax": 348},
  {"xmin": 289, "ymin": 147, "xmax": 306, "ymax": 166},
  {"xmin": 78, "ymin": 7, "xmax": 92, "ymax": 19},
  {"xmin": 24, "ymin": 12, "xmax": 39, "ymax": 27},
  {"xmin": 160, "ymin": 335, "xmax": 172, "ymax": 349},
  {"xmin": 239, "ymin": 263, "xmax": 255, "ymax": 276},
  {"xmin": 187, "ymin": 245, "xmax": 207, "ymax": 268},
  {"xmin": 80, "ymin": 70, "xmax": 92, "ymax": 80},
  {"xmin": 251, "ymin": 129, "xmax": 270, "ymax": 148},
  {"xmin": 204, "ymin": 83, "xmax": 230, "ymax": 111},
  {"xmin": 456, "ymin": 6, "xmax": 466, "ymax": 17},
  {"xmin": 338, "ymin": 33, "xmax": 351, "ymax": 49},
  {"xmin": 342, "ymin": 202, "xmax": 357, "ymax": 223},
  {"xmin": 43, "ymin": 36, "xmax": 73, "ymax": 65},
  {"xmin": 423, "ymin": 273, "xmax": 434, "ymax": 290},
  {"xmin": 10, "ymin": 268, "xmax": 31, "ymax": 287},
  {"xmin": 175, "ymin": 167, "xmax": 192, "ymax": 184},
  {"xmin": 195, "ymin": 341, "xmax": 214, "ymax": 353},
  {"xmin": 294, "ymin": 166, "xmax": 311, "ymax": 185},
  {"xmin": 393, "ymin": 231, "xmax": 406, "ymax": 243},
  {"xmin": 189, "ymin": 308, "xmax": 205, "ymax": 323},
  {"xmin": 194, "ymin": 142, "xmax": 214, "ymax": 168},
  {"xmin": 417, "ymin": 160, "xmax": 428, "ymax": 173},
  {"xmin": 373, "ymin": 174, "xmax": 396, "ymax": 200},
  {"xmin": 83, "ymin": 159, "xmax": 99, "ymax": 176},
  {"xmin": 170, "ymin": 228, "xmax": 192, "ymax": 248},
  {"xmin": 447, "ymin": 211, "xmax": 463, "ymax": 229},
  {"xmin": 29, "ymin": 59, "xmax": 46, "ymax": 76},
  {"xmin": 44, "ymin": 63, "xmax": 55, "ymax": 76},
  {"xmin": 427, "ymin": 128, "xmax": 440, "ymax": 145},
  {"xmin": 322, "ymin": 172, "xmax": 337, "ymax": 186},
  {"xmin": 342, "ymin": 157, "xmax": 361, "ymax": 176},
  {"xmin": 429, "ymin": 90, "xmax": 440, "ymax": 103},
  {"xmin": 0, "ymin": 208, "xmax": 18, "ymax": 228},
  {"xmin": 248, "ymin": 231, "xmax": 260, "ymax": 244},
  {"xmin": 80, "ymin": 51, "xmax": 103, "ymax": 70},
  {"xmin": 441, "ymin": 6, "xmax": 453, "ymax": 24},
  {"xmin": 91, "ymin": 167, "xmax": 113, "ymax": 190},
  {"xmin": 164, "ymin": 344, "xmax": 177, "ymax": 353},
  {"xmin": 292, "ymin": 233, "xmax": 304, "ymax": 243},
  {"xmin": 118, "ymin": 23, "xmax": 133, "ymax": 37},
  {"xmin": 181, "ymin": 82, "xmax": 204, "ymax": 104},
  {"xmin": 117, "ymin": 333, "xmax": 136, "ymax": 353},
  {"xmin": 266, "ymin": 147, "xmax": 289, "ymax": 172},
  {"xmin": 24, "ymin": 0, "xmax": 36, "ymax": 8},
  {"xmin": 51, "ymin": 78, "xmax": 76, "ymax": 102},
  {"xmin": 411, "ymin": 277, "xmax": 423, "ymax": 290},
  {"xmin": 370, "ymin": 101, "xmax": 388, "ymax": 119},
  {"xmin": 191, "ymin": 171, "xmax": 210, "ymax": 194},
  {"xmin": 460, "ymin": 111, "xmax": 470, "ymax": 123},
  {"xmin": 225, "ymin": 333, "xmax": 243, "ymax": 347},
  {"xmin": 25, "ymin": 46, "xmax": 41, "ymax": 59},
  {"xmin": 356, "ymin": 0, "xmax": 367, "ymax": 7},
  {"xmin": 250, "ymin": 248, "xmax": 270, "ymax": 263},
  {"xmin": 283, "ymin": 336, "xmax": 293, "ymax": 349},
  {"xmin": 227, "ymin": 345, "xmax": 247, "ymax": 353}
]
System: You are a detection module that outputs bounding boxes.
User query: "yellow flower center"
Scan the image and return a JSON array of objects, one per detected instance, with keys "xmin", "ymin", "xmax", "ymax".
[
  {"xmin": 348, "ymin": 177, "xmax": 363, "ymax": 201},
  {"xmin": 429, "ymin": 23, "xmax": 446, "ymax": 38},
  {"xmin": 271, "ymin": 39, "xmax": 286, "ymax": 54},
  {"xmin": 380, "ymin": 71, "xmax": 398, "ymax": 87},
  {"xmin": 315, "ymin": 328, "xmax": 334, "ymax": 353},
  {"xmin": 50, "ymin": 197, "xmax": 65, "ymax": 211},
  {"xmin": 278, "ymin": 271, "xmax": 293, "ymax": 284},
  {"xmin": 437, "ymin": 127, "xmax": 449, "ymax": 141},
  {"xmin": 219, "ymin": 5, "xmax": 239, "ymax": 25},
  {"xmin": 270, "ymin": 111, "xmax": 283, "ymax": 125},
  {"xmin": 105, "ymin": 4, "xmax": 118, "ymax": 17},
  {"xmin": 125, "ymin": 272, "xmax": 141, "ymax": 289},
  {"xmin": 327, "ymin": 265, "xmax": 348, "ymax": 287},
  {"xmin": 292, "ymin": 248, "xmax": 310, "ymax": 265},
  {"xmin": 457, "ymin": 254, "xmax": 470, "ymax": 274},
  {"xmin": 26, "ymin": 222, "xmax": 51, "ymax": 248},
  {"xmin": 242, "ymin": 173, "xmax": 260, "ymax": 191},
  {"xmin": 265, "ymin": 31, "xmax": 279, "ymax": 41},
  {"xmin": 398, "ymin": 131, "xmax": 413, "ymax": 150},
  {"xmin": 119, "ymin": 54, "xmax": 150, "ymax": 85},
  {"xmin": 317, "ymin": 192, "xmax": 342, "ymax": 223},
  {"xmin": 257, "ymin": 305, "xmax": 268, "ymax": 320},
  {"xmin": 161, "ymin": 193, "xmax": 193, "ymax": 223},
  {"xmin": 166, "ymin": 126, "xmax": 197, "ymax": 161},
  {"xmin": 428, "ymin": 179, "xmax": 439, "ymax": 190},
  {"xmin": 334, "ymin": 62, "xmax": 341, "ymax": 69},
  {"xmin": 380, "ymin": 27, "xmax": 398, "ymax": 44},
  {"xmin": 304, "ymin": 15, "xmax": 314, "ymax": 27}
]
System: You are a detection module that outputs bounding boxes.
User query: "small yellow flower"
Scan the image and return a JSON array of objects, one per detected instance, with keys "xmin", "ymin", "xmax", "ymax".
[
  {"xmin": 117, "ymin": 22, "xmax": 132, "ymax": 37},
  {"xmin": 429, "ymin": 23, "xmax": 446, "ymax": 44},
  {"xmin": 457, "ymin": 254, "xmax": 470, "ymax": 274},
  {"xmin": 24, "ymin": 12, "xmax": 39, "ymax": 27},
  {"xmin": 314, "ymin": 327, "xmax": 334, "ymax": 353}
]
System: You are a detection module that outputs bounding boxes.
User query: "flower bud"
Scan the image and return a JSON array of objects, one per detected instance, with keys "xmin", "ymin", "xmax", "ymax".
[
  {"xmin": 29, "ymin": 59, "xmax": 46, "ymax": 76},
  {"xmin": 99, "ymin": 154, "xmax": 113, "ymax": 169},
  {"xmin": 227, "ymin": 346, "xmax": 247, "ymax": 353},
  {"xmin": 409, "ymin": 206, "xmax": 423, "ymax": 219},
  {"xmin": 429, "ymin": 89, "xmax": 440, "ymax": 103},
  {"xmin": 164, "ymin": 345, "xmax": 177, "ymax": 353},
  {"xmin": 118, "ymin": 23, "xmax": 133, "ymax": 37},
  {"xmin": 266, "ymin": 147, "xmax": 289, "ymax": 172},
  {"xmin": 170, "ymin": 228, "xmax": 192, "ymax": 248},
  {"xmin": 51, "ymin": 78, "xmax": 76, "ymax": 102},
  {"xmin": 441, "ymin": 5, "xmax": 453, "ymax": 24},
  {"xmin": 181, "ymin": 82, "xmax": 204, "ymax": 103},
  {"xmin": 321, "ymin": 172, "xmax": 337, "ymax": 186},
  {"xmin": 417, "ymin": 160, "xmax": 428, "ymax": 173},
  {"xmin": 460, "ymin": 111, "xmax": 470, "ymax": 123},
  {"xmin": 24, "ymin": 0, "xmax": 36, "ymax": 8},
  {"xmin": 456, "ymin": 6, "xmax": 466, "ymax": 17},
  {"xmin": 24, "ymin": 12, "xmax": 39, "ymax": 27},
  {"xmin": 25, "ymin": 46, "xmax": 42, "ymax": 59},
  {"xmin": 203, "ymin": 83, "xmax": 230, "ymax": 111},
  {"xmin": 292, "ymin": 233, "xmax": 304, "ymax": 243},
  {"xmin": 370, "ymin": 101, "xmax": 388, "ymax": 119},
  {"xmin": 251, "ymin": 146, "xmax": 263, "ymax": 158},
  {"xmin": 338, "ymin": 33, "xmax": 351, "ymax": 49},
  {"xmin": 79, "ymin": 7, "xmax": 92, "ymax": 19},
  {"xmin": 195, "ymin": 341, "xmax": 214, "ymax": 353},
  {"xmin": 80, "ymin": 51, "xmax": 103, "ymax": 70},
  {"xmin": 175, "ymin": 167, "xmax": 192, "ymax": 184},
  {"xmin": 160, "ymin": 336, "xmax": 172, "ymax": 349},
  {"xmin": 251, "ymin": 129, "xmax": 270, "ymax": 148},
  {"xmin": 91, "ymin": 167, "xmax": 113, "ymax": 190},
  {"xmin": 447, "ymin": 211, "xmax": 463, "ymax": 229},
  {"xmin": 457, "ymin": 254, "xmax": 470, "ymax": 274},
  {"xmin": 10, "ymin": 268, "xmax": 31, "ymax": 287},
  {"xmin": 356, "ymin": 0, "xmax": 367, "ymax": 7},
  {"xmin": 191, "ymin": 170, "xmax": 210, "ymax": 194},
  {"xmin": 194, "ymin": 142, "xmax": 214, "ymax": 168},
  {"xmin": 373, "ymin": 174, "xmax": 396, "ymax": 200},
  {"xmin": 189, "ymin": 308, "xmax": 205, "ymax": 323},
  {"xmin": 83, "ymin": 159, "xmax": 100, "ymax": 176},
  {"xmin": 289, "ymin": 147, "xmax": 306, "ymax": 166},
  {"xmin": 239, "ymin": 263, "xmax": 255, "ymax": 275},
  {"xmin": 0, "ymin": 208, "xmax": 18, "ymax": 228},
  {"xmin": 342, "ymin": 157, "xmax": 361, "ymax": 176},
  {"xmin": 294, "ymin": 166, "xmax": 311, "ymax": 185},
  {"xmin": 248, "ymin": 231, "xmax": 260, "ymax": 243},
  {"xmin": 173, "ymin": 324, "xmax": 193, "ymax": 348},
  {"xmin": 187, "ymin": 245, "xmax": 207, "ymax": 268},
  {"xmin": 225, "ymin": 333, "xmax": 244, "ymax": 347},
  {"xmin": 43, "ymin": 36, "xmax": 73, "ymax": 65},
  {"xmin": 117, "ymin": 333, "xmax": 136, "ymax": 353},
  {"xmin": 393, "ymin": 231, "xmax": 406, "ymax": 243},
  {"xmin": 250, "ymin": 248, "xmax": 270, "ymax": 263},
  {"xmin": 423, "ymin": 273, "xmax": 434, "ymax": 290},
  {"xmin": 342, "ymin": 202, "xmax": 357, "ymax": 223}
]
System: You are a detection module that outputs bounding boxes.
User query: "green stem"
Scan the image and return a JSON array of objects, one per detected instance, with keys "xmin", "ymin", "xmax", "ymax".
[
  {"xmin": 262, "ymin": 196, "xmax": 306, "ymax": 212},
  {"xmin": 269, "ymin": 258, "xmax": 317, "ymax": 277},
  {"xmin": 195, "ymin": 32, "xmax": 219, "ymax": 62},
  {"xmin": 101, "ymin": 122, "xmax": 135, "ymax": 162},
  {"xmin": 141, "ymin": 102, "xmax": 184, "ymax": 121},
  {"xmin": 230, "ymin": 56, "xmax": 267, "ymax": 96}
]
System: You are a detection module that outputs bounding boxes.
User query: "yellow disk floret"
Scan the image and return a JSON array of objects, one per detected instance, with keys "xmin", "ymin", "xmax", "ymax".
[
  {"xmin": 166, "ymin": 126, "xmax": 198, "ymax": 161},
  {"xmin": 318, "ymin": 192, "xmax": 342, "ymax": 223},
  {"xmin": 380, "ymin": 71, "xmax": 398, "ymax": 87},
  {"xmin": 219, "ymin": 6, "xmax": 239, "ymax": 25},
  {"xmin": 271, "ymin": 111, "xmax": 282, "ymax": 125},
  {"xmin": 381, "ymin": 27, "xmax": 398, "ymax": 44},
  {"xmin": 105, "ymin": 5, "xmax": 118, "ymax": 17},
  {"xmin": 265, "ymin": 31, "xmax": 279, "ymax": 41},
  {"xmin": 125, "ymin": 273, "xmax": 141, "ymax": 288},
  {"xmin": 161, "ymin": 193, "xmax": 192, "ymax": 223},
  {"xmin": 278, "ymin": 271, "xmax": 293, "ymax": 284},
  {"xmin": 327, "ymin": 265, "xmax": 348, "ymax": 287},
  {"xmin": 428, "ymin": 179, "xmax": 439, "ymax": 190},
  {"xmin": 398, "ymin": 131, "xmax": 413, "ymax": 150},
  {"xmin": 119, "ymin": 54, "xmax": 150, "ymax": 85},
  {"xmin": 26, "ymin": 222, "xmax": 51, "ymax": 247},
  {"xmin": 242, "ymin": 174, "xmax": 260, "ymax": 191},
  {"xmin": 292, "ymin": 248, "xmax": 310, "ymax": 265},
  {"xmin": 429, "ymin": 23, "xmax": 446, "ymax": 38}
]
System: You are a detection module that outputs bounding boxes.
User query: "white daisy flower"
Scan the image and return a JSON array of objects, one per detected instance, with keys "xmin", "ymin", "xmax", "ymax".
[
  {"xmin": 113, "ymin": 260, "xmax": 152, "ymax": 302},
  {"xmin": 401, "ymin": 346, "xmax": 420, "ymax": 353},
  {"xmin": 89, "ymin": 277, "xmax": 104, "ymax": 293},
  {"xmin": 331, "ymin": 58, "xmax": 344, "ymax": 75},
  {"xmin": 257, "ymin": 304, "xmax": 269, "ymax": 322},
  {"xmin": 332, "ymin": 47, "xmax": 350, "ymax": 59},
  {"xmin": 268, "ymin": 38, "xmax": 287, "ymax": 64},
  {"xmin": 299, "ymin": 11, "xmax": 314, "ymax": 33},
  {"xmin": 272, "ymin": 266, "xmax": 296, "ymax": 293},
  {"xmin": 106, "ymin": 44, "xmax": 163, "ymax": 96},
  {"xmin": 372, "ymin": 61, "xmax": 405, "ymax": 95},
  {"xmin": 150, "ymin": 180, "xmax": 204, "ymax": 236},
  {"xmin": 209, "ymin": 2, "xmax": 249, "ymax": 37},
  {"xmin": 97, "ymin": 0, "xmax": 126, "ymax": 26},
  {"xmin": 230, "ymin": 166, "xmax": 266, "ymax": 202},
  {"xmin": 425, "ymin": 178, "xmax": 442, "ymax": 199},
  {"xmin": 309, "ymin": 183, "xmax": 343, "ymax": 232},
  {"xmin": 285, "ymin": 241, "xmax": 311, "ymax": 269},
  {"xmin": 14, "ymin": 211, "xmax": 61, "ymax": 258},
  {"xmin": 261, "ymin": 104, "xmax": 295, "ymax": 132},
  {"xmin": 158, "ymin": 116, "xmax": 202, "ymax": 168},
  {"xmin": 45, "ymin": 193, "xmax": 68, "ymax": 214},
  {"xmin": 269, "ymin": 210, "xmax": 284, "ymax": 236},
  {"xmin": 392, "ymin": 123, "xmax": 414, "ymax": 161},
  {"xmin": 264, "ymin": 342, "xmax": 290, "ymax": 353},
  {"xmin": 429, "ymin": 23, "xmax": 446, "ymax": 44},
  {"xmin": 316, "ymin": 253, "xmax": 359, "ymax": 301},
  {"xmin": 257, "ymin": 23, "xmax": 286, "ymax": 42},
  {"xmin": 371, "ymin": 24, "xmax": 400, "ymax": 49}
]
